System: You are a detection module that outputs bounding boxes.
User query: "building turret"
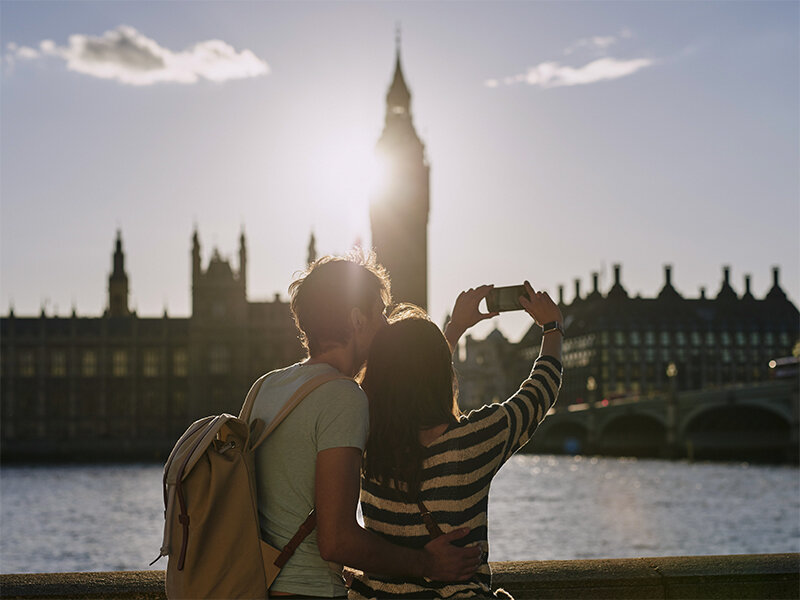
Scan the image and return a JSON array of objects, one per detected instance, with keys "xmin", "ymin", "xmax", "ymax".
[
  {"xmin": 239, "ymin": 228, "xmax": 247, "ymax": 297},
  {"xmin": 765, "ymin": 266, "xmax": 787, "ymax": 302},
  {"xmin": 370, "ymin": 33, "xmax": 430, "ymax": 310},
  {"xmin": 716, "ymin": 265, "xmax": 738, "ymax": 301},
  {"xmin": 607, "ymin": 263, "xmax": 628, "ymax": 299},
  {"xmin": 742, "ymin": 274, "xmax": 755, "ymax": 301},
  {"xmin": 587, "ymin": 272, "xmax": 602, "ymax": 300},
  {"xmin": 658, "ymin": 265, "xmax": 681, "ymax": 300},
  {"xmin": 307, "ymin": 231, "xmax": 317, "ymax": 265},
  {"xmin": 108, "ymin": 230, "xmax": 130, "ymax": 317}
]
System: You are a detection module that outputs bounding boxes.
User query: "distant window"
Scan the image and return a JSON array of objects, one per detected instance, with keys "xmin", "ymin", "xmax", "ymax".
[
  {"xmin": 735, "ymin": 332, "xmax": 746, "ymax": 346},
  {"xmin": 112, "ymin": 350, "xmax": 128, "ymax": 377},
  {"xmin": 614, "ymin": 332, "xmax": 625, "ymax": 346},
  {"xmin": 50, "ymin": 351, "xmax": 67, "ymax": 377},
  {"xmin": 645, "ymin": 348, "xmax": 656, "ymax": 362},
  {"xmin": 660, "ymin": 332, "xmax": 670, "ymax": 346},
  {"xmin": 82, "ymin": 351, "xmax": 97, "ymax": 377},
  {"xmin": 209, "ymin": 346, "xmax": 230, "ymax": 375},
  {"xmin": 391, "ymin": 105, "xmax": 406, "ymax": 115},
  {"xmin": 19, "ymin": 351, "xmax": 35, "ymax": 377},
  {"xmin": 705, "ymin": 332, "xmax": 715, "ymax": 346},
  {"xmin": 720, "ymin": 332, "xmax": 731, "ymax": 346},
  {"xmin": 630, "ymin": 331, "xmax": 641, "ymax": 346},
  {"xmin": 750, "ymin": 332, "xmax": 760, "ymax": 346},
  {"xmin": 722, "ymin": 349, "xmax": 732, "ymax": 363},
  {"xmin": 676, "ymin": 332, "xmax": 686, "ymax": 346},
  {"xmin": 661, "ymin": 349, "xmax": 670, "ymax": 361},
  {"xmin": 172, "ymin": 391, "xmax": 187, "ymax": 415},
  {"xmin": 600, "ymin": 332, "xmax": 609, "ymax": 346},
  {"xmin": 645, "ymin": 331, "xmax": 655, "ymax": 346},
  {"xmin": 779, "ymin": 332, "xmax": 791, "ymax": 346},
  {"xmin": 601, "ymin": 350, "xmax": 609, "ymax": 363},
  {"xmin": 143, "ymin": 350, "xmax": 160, "ymax": 378},
  {"xmin": 764, "ymin": 332, "xmax": 775, "ymax": 346},
  {"xmin": 173, "ymin": 349, "xmax": 188, "ymax": 377},
  {"xmin": 691, "ymin": 332, "xmax": 702, "ymax": 346}
]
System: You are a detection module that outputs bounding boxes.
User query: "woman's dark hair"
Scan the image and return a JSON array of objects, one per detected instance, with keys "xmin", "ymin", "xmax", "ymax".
[{"xmin": 362, "ymin": 305, "xmax": 460, "ymax": 500}]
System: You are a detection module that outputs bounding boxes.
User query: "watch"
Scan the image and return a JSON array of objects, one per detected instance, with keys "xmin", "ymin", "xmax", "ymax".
[{"xmin": 542, "ymin": 321, "xmax": 565, "ymax": 337}]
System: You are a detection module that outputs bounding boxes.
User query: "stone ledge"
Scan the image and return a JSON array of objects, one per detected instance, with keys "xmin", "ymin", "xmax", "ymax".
[{"xmin": 1, "ymin": 553, "xmax": 797, "ymax": 599}]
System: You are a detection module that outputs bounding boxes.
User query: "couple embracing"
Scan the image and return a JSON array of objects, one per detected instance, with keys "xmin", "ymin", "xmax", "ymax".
[{"xmin": 251, "ymin": 252, "xmax": 563, "ymax": 599}]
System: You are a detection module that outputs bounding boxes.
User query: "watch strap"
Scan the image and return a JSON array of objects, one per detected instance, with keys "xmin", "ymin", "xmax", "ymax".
[{"xmin": 542, "ymin": 321, "xmax": 565, "ymax": 337}]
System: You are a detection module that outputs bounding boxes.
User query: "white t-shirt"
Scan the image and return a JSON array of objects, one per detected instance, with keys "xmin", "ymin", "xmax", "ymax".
[{"xmin": 251, "ymin": 362, "xmax": 369, "ymax": 597}]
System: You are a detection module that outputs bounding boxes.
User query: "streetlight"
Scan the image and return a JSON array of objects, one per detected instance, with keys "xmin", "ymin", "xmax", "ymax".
[
  {"xmin": 587, "ymin": 376, "xmax": 598, "ymax": 454},
  {"xmin": 666, "ymin": 362, "xmax": 678, "ymax": 458}
]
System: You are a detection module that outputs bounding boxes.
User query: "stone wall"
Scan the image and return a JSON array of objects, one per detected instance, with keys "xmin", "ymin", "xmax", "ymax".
[{"xmin": 1, "ymin": 553, "xmax": 797, "ymax": 599}]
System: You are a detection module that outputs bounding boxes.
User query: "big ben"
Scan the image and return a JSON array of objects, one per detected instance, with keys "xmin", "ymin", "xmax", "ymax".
[{"xmin": 370, "ymin": 39, "xmax": 430, "ymax": 310}]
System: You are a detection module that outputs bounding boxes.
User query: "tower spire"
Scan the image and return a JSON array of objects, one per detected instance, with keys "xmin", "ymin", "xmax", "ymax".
[
  {"xmin": 307, "ymin": 231, "xmax": 317, "ymax": 266},
  {"xmin": 108, "ymin": 229, "xmax": 130, "ymax": 317},
  {"xmin": 387, "ymin": 27, "xmax": 411, "ymax": 117}
]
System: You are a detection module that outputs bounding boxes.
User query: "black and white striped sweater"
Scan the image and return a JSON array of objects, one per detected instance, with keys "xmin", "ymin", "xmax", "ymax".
[{"xmin": 350, "ymin": 355, "xmax": 563, "ymax": 599}]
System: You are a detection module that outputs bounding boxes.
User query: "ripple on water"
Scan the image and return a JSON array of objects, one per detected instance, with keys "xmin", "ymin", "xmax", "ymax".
[{"xmin": 1, "ymin": 457, "xmax": 798, "ymax": 572}]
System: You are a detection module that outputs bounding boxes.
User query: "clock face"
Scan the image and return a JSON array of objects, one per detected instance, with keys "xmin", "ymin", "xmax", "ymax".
[{"xmin": 391, "ymin": 106, "xmax": 406, "ymax": 115}]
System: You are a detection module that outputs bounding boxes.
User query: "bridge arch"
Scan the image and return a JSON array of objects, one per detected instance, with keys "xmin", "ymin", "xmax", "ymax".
[
  {"xmin": 597, "ymin": 414, "xmax": 667, "ymax": 458},
  {"xmin": 534, "ymin": 419, "xmax": 588, "ymax": 455},
  {"xmin": 681, "ymin": 403, "xmax": 793, "ymax": 462}
]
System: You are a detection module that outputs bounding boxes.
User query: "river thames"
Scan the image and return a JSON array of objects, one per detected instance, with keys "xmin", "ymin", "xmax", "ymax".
[{"xmin": 1, "ymin": 455, "xmax": 798, "ymax": 574}]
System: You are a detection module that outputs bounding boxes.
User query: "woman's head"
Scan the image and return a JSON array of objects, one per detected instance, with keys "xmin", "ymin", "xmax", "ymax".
[{"xmin": 362, "ymin": 305, "xmax": 460, "ymax": 498}]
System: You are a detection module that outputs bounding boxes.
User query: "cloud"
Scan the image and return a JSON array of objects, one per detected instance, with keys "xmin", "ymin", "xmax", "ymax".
[
  {"xmin": 4, "ymin": 26, "xmax": 268, "ymax": 85},
  {"xmin": 486, "ymin": 30, "xmax": 653, "ymax": 90},
  {"xmin": 564, "ymin": 29, "xmax": 633, "ymax": 56}
]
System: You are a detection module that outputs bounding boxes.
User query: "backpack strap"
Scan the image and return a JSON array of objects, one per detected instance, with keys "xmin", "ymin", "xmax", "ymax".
[
  {"xmin": 247, "ymin": 371, "xmax": 352, "ymax": 450},
  {"xmin": 274, "ymin": 510, "xmax": 318, "ymax": 569},
  {"xmin": 417, "ymin": 500, "xmax": 444, "ymax": 539}
]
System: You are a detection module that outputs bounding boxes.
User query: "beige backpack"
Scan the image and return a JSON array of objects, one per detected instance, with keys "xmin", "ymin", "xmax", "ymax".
[{"xmin": 154, "ymin": 371, "xmax": 348, "ymax": 599}]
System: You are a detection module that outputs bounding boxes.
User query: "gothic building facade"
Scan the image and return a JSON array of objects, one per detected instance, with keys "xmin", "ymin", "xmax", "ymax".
[
  {"xmin": 456, "ymin": 264, "xmax": 799, "ymax": 411},
  {"xmin": 0, "ymin": 230, "xmax": 303, "ymax": 460}
]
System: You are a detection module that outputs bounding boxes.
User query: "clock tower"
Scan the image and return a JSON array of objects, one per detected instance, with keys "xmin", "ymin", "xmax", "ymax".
[{"xmin": 370, "ymin": 37, "xmax": 430, "ymax": 310}]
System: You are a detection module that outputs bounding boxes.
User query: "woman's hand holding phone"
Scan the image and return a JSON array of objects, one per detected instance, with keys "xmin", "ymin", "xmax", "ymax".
[
  {"xmin": 444, "ymin": 285, "xmax": 499, "ymax": 352},
  {"xmin": 519, "ymin": 280, "xmax": 563, "ymax": 327}
]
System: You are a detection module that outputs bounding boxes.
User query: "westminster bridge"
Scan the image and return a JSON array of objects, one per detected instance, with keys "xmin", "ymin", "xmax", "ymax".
[{"xmin": 532, "ymin": 379, "xmax": 799, "ymax": 462}]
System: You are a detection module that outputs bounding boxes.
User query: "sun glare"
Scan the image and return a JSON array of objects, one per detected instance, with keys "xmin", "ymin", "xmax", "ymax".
[{"xmin": 307, "ymin": 131, "xmax": 387, "ymax": 249}]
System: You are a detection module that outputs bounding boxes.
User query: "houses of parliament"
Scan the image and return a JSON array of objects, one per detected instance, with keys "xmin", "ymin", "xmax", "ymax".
[
  {"xmin": 1, "ymin": 46, "xmax": 797, "ymax": 461},
  {"xmin": 0, "ymin": 46, "xmax": 430, "ymax": 460}
]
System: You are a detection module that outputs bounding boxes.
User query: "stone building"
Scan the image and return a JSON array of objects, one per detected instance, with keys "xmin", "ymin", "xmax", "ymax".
[
  {"xmin": 456, "ymin": 264, "xmax": 799, "ymax": 410},
  {"xmin": 0, "ymin": 230, "xmax": 303, "ymax": 460}
]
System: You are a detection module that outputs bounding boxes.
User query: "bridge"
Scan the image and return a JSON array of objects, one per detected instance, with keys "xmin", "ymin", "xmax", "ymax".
[{"xmin": 532, "ymin": 379, "xmax": 799, "ymax": 462}]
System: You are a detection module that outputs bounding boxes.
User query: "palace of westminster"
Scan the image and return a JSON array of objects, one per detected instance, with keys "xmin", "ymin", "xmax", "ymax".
[{"xmin": 1, "ymin": 47, "xmax": 797, "ymax": 460}]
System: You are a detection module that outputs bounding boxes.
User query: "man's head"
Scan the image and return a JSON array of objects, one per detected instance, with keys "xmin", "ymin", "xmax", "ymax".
[{"xmin": 289, "ymin": 250, "xmax": 391, "ymax": 360}]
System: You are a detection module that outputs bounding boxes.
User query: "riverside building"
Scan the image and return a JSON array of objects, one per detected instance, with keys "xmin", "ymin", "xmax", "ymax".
[{"xmin": 456, "ymin": 264, "xmax": 799, "ymax": 411}]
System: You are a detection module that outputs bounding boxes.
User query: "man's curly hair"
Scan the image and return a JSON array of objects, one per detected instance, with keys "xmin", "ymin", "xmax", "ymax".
[{"xmin": 289, "ymin": 249, "xmax": 392, "ymax": 357}]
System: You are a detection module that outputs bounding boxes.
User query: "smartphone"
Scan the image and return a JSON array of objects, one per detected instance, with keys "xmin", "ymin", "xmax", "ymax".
[{"xmin": 486, "ymin": 285, "xmax": 527, "ymax": 313}]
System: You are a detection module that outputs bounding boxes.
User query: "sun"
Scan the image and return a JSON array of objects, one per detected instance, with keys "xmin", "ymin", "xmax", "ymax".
[{"xmin": 307, "ymin": 129, "xmax": 389, "ymax": 248}]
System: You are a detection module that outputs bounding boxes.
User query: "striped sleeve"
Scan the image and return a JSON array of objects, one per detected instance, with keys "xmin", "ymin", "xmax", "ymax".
[{"xmin": 497, "ymin": 355, "xmax": 562, "ymax": 466}]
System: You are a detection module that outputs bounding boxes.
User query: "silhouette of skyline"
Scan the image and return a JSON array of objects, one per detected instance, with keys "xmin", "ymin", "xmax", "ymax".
[{"xmin": 1, "ymin": 1, "xmax": 798, "ymax": 341}]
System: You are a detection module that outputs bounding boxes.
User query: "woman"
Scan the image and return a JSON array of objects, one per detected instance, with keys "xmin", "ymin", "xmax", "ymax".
[{"xmin": 349, "ymin": 282, "xmax": 564, "ymax": 599}]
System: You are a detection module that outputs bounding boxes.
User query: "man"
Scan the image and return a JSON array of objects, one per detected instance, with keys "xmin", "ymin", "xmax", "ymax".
[{"xmin": 250, "ymin": 252, "xmax": 481, "ymax": 598}]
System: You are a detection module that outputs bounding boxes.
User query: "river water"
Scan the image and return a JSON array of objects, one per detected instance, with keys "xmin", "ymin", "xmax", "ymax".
[{"xmin": 1, "ymin": 456, "xmax": 798, "ymax": 573}]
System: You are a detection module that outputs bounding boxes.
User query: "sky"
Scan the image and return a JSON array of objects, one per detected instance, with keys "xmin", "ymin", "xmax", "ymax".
[{"xmin": 1, "ymin": 0, "xmax": 798, "ymax": 342}]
